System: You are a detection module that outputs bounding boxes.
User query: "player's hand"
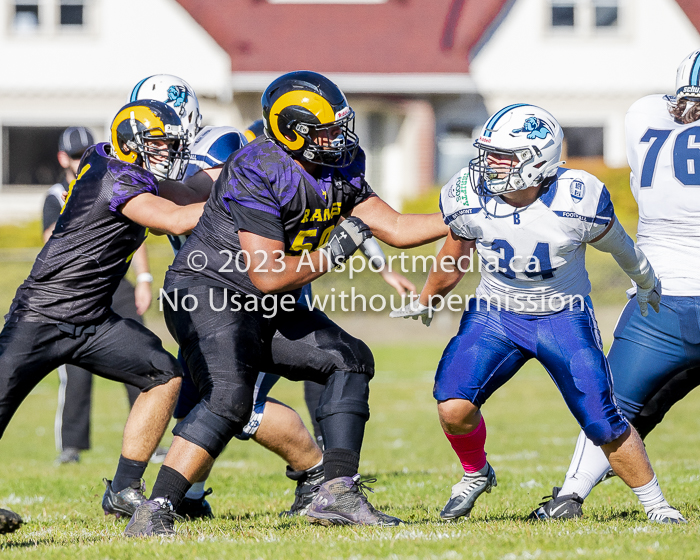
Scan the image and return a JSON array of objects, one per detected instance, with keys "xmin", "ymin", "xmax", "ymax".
[
  {"xmin": 637, "ymin": 276, "xmax": 661, "ymax": 317},
  {"xmin": 134, "ymin": 281, "xmax": 153, "ymax": 315},
  {"xmin": 389, "ymin": 299, "xmax": 433, "ymax": 326},
  {"xmin": 322, "ymin": 217, "xmax": 372, "ymax": 267},
  {"xmin": 380, "ymin": 269, "xmax": 416, "ymax": 297}
]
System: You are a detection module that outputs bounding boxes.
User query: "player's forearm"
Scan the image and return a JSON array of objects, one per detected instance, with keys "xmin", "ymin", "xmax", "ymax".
[
  {"xmin": 247, "ymin": 250, "xmax": 329, "ymax": 293},
  {"xmin": 418, "ymin": 269, "xmax": 465, "ymax": 306},
  {"xmin": 375, "ymin": 213, "xmax": 448, "ymax": 248},
  {"xmin": 417, "ymin": 233, "xmax": 475, "ymax": 305},
  {"xmin": 159, "ymin": 176, "xmax": 211, "ymax": 205},
  {"xmin": 150, "ymin": 202, "xmax": 205, "ymax": 236},
  {"xmin": 42, "ymin": 226, "xmax": 54, "ymax": 244},
  {"xmin": 131, "ymin": 244, "xmax": 150, "ymax": 276}
]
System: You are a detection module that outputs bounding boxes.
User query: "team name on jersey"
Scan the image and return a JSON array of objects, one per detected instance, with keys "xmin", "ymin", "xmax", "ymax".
[{"xmin": 300, "ymin": 202, "xmax": 343, "ymax": 223}]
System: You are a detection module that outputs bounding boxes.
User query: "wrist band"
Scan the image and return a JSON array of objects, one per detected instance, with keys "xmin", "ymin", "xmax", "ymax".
[{"xmin": 136, "ymin": 272, "xmax": 154, "ymax": 284}]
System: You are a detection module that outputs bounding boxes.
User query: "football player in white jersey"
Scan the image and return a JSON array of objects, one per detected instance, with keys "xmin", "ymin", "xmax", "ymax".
[
  {"xmin": 392, "ymin": 103, "xmax": 685, "ymax": 524},
  {"xmin": 531, "ymin": 51, "xmax": 700, "ymax": 522}
]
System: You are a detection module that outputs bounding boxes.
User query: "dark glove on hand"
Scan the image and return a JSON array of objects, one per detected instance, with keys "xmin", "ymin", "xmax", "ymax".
[{"xmin": 322, "ymin": 217, "xmax": 372, "ymax": 267}]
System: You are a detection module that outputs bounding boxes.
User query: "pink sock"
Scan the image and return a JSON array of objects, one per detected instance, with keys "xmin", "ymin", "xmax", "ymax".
[{"xmin": 445, "ymin": 417, "xmax": 487, "ymax": 473}]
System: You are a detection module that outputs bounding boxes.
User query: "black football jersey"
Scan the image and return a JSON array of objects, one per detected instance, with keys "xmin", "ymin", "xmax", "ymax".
[
  {"xmin": 165, "ymin": 137, "xmax": 374, "ymax": 298},
  {"xmin": 9, "ymin": 143, "xmax": 157, "ymax": 324}
]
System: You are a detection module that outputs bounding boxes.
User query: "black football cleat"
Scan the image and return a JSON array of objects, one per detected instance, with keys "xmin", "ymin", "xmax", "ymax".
[
  {"xmin": 125, "ymin": 498, "xmax": 181, "ymax": 537},
  {"xmin": 306, "ymin": 475, "xmax": 403, "ymax": 526},
  {"xmin": 280, "ymin": 464, "xmax": 324, "ymax": 517},
  {"xmin": 0, "ymin": 508, "xmax": 22, "ymax": 534},
  {"xmin": 529, "ymin": 487, "xmax": 584, "ymax": 520},
  {"xmin": 176, "ymin": 488, "xmax": 213, "ymax": 520},
  {"xmin": 102, "ymin": 478, "xmax": 146, "ymax": 518}
]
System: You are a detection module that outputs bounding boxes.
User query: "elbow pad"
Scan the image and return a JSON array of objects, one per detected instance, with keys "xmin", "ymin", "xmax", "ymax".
[
  {"xmin": 590, "ymin": 219, "xmax": 655, "ymax": 289},
  {"xmin": 360, "ymin": 237, "xmax": 386, "ymax": 269}
]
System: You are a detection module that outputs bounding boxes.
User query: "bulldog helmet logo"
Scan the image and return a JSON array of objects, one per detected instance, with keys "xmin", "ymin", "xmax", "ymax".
[
  {"xmin": 166, "ymin": 85, "xmax": 188, "ymax": 113},
  {"xmin": 512, "ymin": 117, "xmax": 552, "ymax": 140}
]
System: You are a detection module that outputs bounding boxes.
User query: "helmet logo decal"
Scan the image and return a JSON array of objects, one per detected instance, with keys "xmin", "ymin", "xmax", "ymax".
[
  {"xmin": 167, "ymin": 85, "xmax": 188, "ymax": 110},
  {"xmin": 335, "ymin": 106, "xmax": 351, "ymax": 120},
  {"xmin": 511, "ymin": 117, "xmax": 552, "ymax": 140}
]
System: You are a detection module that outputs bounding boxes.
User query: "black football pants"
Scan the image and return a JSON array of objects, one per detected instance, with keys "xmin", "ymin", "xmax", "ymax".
[
  {"xmin": 164, "ymin": 286, "xmax": 374, "ymax": 456},
  {"xmin": 55, "ymin": 279, "xmax": 143, "ymax": 451},
  {"xmin": 0, "ymin": 310, "xmax": 181, "ymax": 440}
]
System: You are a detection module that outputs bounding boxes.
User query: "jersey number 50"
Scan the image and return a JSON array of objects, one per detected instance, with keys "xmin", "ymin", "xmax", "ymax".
[{"xmin": 640, "ymin": 127, "xmax": 700, "ymax": 187}]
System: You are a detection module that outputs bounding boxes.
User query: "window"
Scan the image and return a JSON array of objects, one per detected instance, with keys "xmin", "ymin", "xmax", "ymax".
[
  {"xmin": 594, "ymin": 0, "xmax": 618, "ymax": 27},
  {"xmin": 562, "ymin": 127, "xmax": 604, "ymax": 158},
  {"xmin": 60, "ymin": 0, "xmax": 84, "ymax": 26},
  {"xmin": 13, "ymin": 1, "xmax": 39, "ymax": 32},
  {"xmin": 551, "ymin": 1, "xmax": 575, "ymax": 27},
  {"xmin": 3, "ymin": 127, "xmax": 67, "ymax": 186}
]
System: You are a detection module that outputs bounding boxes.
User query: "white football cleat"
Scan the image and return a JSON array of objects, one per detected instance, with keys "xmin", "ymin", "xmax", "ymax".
[{"xmin": 646, "ymin": 503, "xmax": 687, "ymax": 524}]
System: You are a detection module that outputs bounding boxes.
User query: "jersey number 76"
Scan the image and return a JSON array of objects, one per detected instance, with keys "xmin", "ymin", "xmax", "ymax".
[{"xmin": 640, "ymin": 127, "xmax": 700, "ymax": 187}]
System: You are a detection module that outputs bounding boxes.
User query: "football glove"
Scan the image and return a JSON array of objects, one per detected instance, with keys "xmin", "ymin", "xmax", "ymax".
[
  {"xmin": 321, "ymin": 217, "xmax": 372, "ymax": 268},
  {"xmin": 636, "ymin": 276, "xmax": 661, "ymax": 318},
  {"xmin": 389, "ymin": 299, "xmax": 433, "ymax": 327}
]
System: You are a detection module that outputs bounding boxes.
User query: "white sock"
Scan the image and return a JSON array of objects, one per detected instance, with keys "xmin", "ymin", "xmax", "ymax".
[
  {"xmin": 185, "ymin": 480, "xmax": 206, "ymax": 500},
  {"xmin": 632, "ymin": 475, "xmax": 667, "ymax": 512},
  {"xmin": 559, "ymin": 431, "xmax": 611, "ymax": 499}
]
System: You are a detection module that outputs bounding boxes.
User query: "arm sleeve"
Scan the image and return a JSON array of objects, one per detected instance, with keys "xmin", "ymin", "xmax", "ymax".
[
  {"xmin": 589, "ymin": 217, "xmax": 655, "ymax": 289},
  {"xmin": 42, "ymin": 195, "xmax": 63, "ymax": 232},
  {"xmin": 582, "ymin": 183, "xmax": 615, "ymax": 242}
]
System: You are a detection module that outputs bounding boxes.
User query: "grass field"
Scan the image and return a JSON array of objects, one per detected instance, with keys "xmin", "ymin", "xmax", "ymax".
[
  {"xmin": 0, "ymin": 221, "xmax": 699, "ymax": 558},
  {"xmin": 1, "ymin": 342, "xmax": 699, "ymax": 559}
]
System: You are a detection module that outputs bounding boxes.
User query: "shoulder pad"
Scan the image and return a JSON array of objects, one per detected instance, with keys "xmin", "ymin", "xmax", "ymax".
[
  {"xmin": 627, "ymin": 94, "xmax": 668, "ymax": 117},
  {"xmin": 440, "ymin": 168, "xmax": 473, "ymax": 219},
  {"xmin": 554, "ymin": 168, "xmax": 608, "ymax": 216},
  {"xmin": 185, "ymin": 126, "xmax": 247, "ymax": 177}
]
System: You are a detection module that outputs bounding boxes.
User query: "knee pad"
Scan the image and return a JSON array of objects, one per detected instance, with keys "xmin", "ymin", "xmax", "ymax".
[
  {"xmin": 315, "ymin": 370, "xmax": 370, "ymax": 422},
  {"xmin": 172, "ymin": 401, "xmax": 243, "ymax": 458},
  {"xmin": 339, "ymin": 339, "xmax": 375, "ymax": 378},
  {"xmin": 582, "ymin": 416, "xmax": 629, "ymax": 447}
]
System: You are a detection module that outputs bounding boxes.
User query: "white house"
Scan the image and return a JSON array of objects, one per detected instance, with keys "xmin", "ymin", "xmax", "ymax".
[
  {"xmin": 471, "ymin": 0, "xmax": 700, "ymax": 167},
  {"xmin": 2, "ymin": 0, "xmax": 699, "ymax": 211},
  {"xmin": 0, "ymin": 0, "xmax": 233, "ymax": 189}
]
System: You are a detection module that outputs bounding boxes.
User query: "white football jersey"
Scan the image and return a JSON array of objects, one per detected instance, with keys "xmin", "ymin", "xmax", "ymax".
[
  {"xmin": 626, "ymin": 95, "xmax": 700, "ymax": 295},
  {"xmin": 183, "ymin": 125, "xmax": 247, "ymax": 180},
  {"xmin": 169, "ymin": 125, "xmax": 248, "ymax": 254},
  {"xmin": 440, "ymin": 167, "xmax": 613, "ymax": 314}
]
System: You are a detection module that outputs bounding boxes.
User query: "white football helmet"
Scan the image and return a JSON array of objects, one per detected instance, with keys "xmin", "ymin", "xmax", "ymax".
[
  {"xmin": 676, "ymin": 50, "xmax": 700, "ymax": 101},
  {"xmin": 469, "ymin": 104, "xmax": 564, "ymax": 197},
  {"xmin": 129, "ymin": 74, "xmax": 202, "ymax": 142}
]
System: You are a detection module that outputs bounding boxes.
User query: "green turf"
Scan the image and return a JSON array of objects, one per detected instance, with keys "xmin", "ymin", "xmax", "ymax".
[
  {"xmin": 0, "ymin": 206, "xmax": 697, "ymax": 558},
  {"xmin": 1, "ymin": 343, "xmax": 698, "ymax": 559}
]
